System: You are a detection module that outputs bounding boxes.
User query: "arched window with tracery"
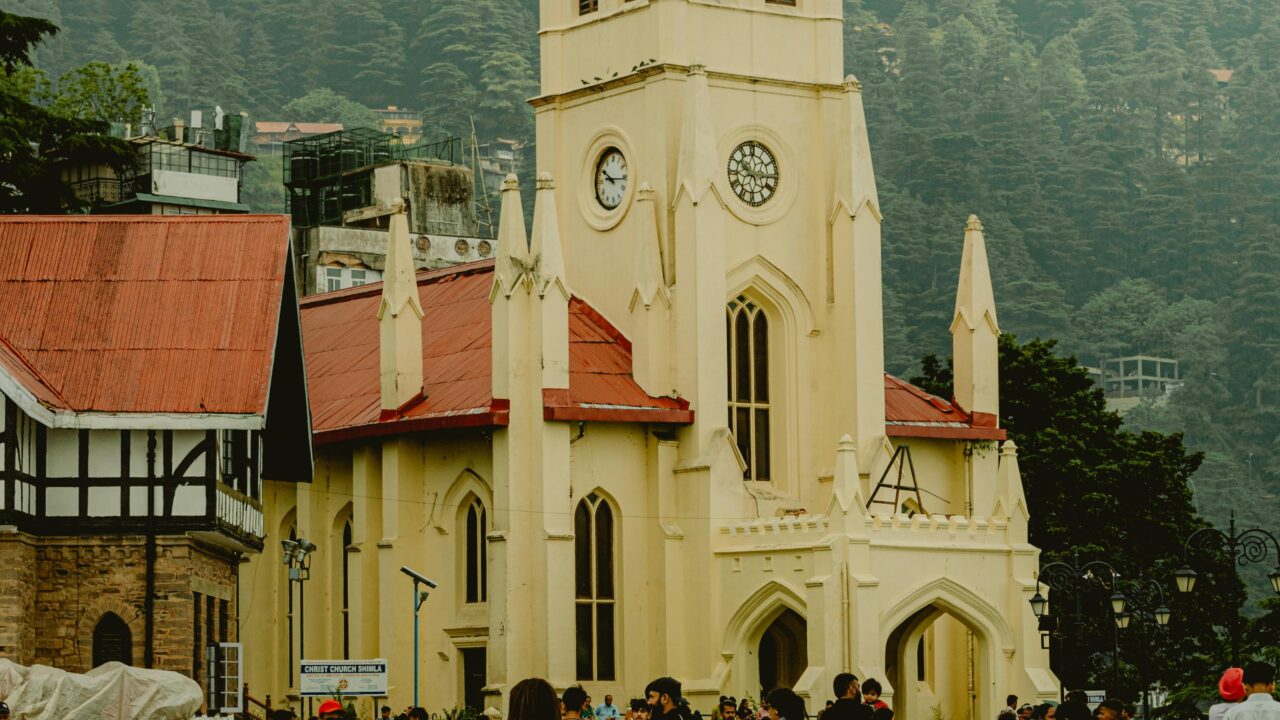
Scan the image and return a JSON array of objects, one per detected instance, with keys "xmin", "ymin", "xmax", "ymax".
[
  {"xmin": 574, "ymin": 492, "xmax": 615, "ymax": 681},
  {"xmin": 93, "ymin": 612, "xmax": 132, "ymax": 667},
  {"xmin": 727, "ymin": 295, "xmax": 771, "ymax": 481},
  {"xmin": 464, "ymin": 497, "xmax": 488, "ymax": 604}
]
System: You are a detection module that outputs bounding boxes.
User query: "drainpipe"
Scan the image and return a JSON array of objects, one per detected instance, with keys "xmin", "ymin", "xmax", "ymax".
[
  {"xmin": 841, "ymin": 561, "xmax": 852, "ymax": 670},
  {"xmin": 145, "ymin": 430, "xmax": 157, "ymax": 668}
]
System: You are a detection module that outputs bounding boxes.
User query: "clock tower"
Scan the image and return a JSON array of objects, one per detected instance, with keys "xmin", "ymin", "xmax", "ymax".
[{"xmin": 532, "ymin": 0, "xmax": 886, "ymax": 491}]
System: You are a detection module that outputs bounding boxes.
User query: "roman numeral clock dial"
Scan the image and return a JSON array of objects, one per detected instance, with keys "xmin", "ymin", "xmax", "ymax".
[
  {"xmin": 727, "ymin": 140, "xmax": 778, "ymax": 207},
  {"xmin": 594, "ymin": 148, "xmax": 628, "ymax": 210}
]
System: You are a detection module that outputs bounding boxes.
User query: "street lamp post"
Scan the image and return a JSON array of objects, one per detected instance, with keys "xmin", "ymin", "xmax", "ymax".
[
  {"xmin": 400, "ymin": 566, "xmax": 438, "ymax": 709},
  {"xmin": 1032, "ymin": 553, "xmax": 1128, "ymax": 694},
  {"xmin": 282, "ymin": 538, "xmax": 316, "ymax": 716},
  {"xmin": 1114, "ymin": 578, "xmax": 1171, "ymax": 715},
  {"xmin": 1171, "ymin": 510, "xmax": 1280, "ymax": 664}
]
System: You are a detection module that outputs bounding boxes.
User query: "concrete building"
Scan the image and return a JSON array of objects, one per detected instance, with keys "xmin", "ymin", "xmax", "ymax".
[
  {"xmin": 283, "ymin": 129, "xmax": 494, "ymax": 296},
  {"xmin": 66, "ymin": 111, "xmax": 255, "ymax": 215},
  {"xmin": 240, "ymin": 1, "xmax": 1057, "ymax": 717},
  {"xmin": 0, "ymin": 215, "xmax": 312, "ymax": 712},
  {"xmin": 374, "ymin": 106, "xmax": 424, "ymax": 144}
]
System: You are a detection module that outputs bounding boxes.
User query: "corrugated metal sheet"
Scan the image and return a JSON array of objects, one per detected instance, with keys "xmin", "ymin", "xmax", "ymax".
[
  {"xmin": 302, "ymin": 261, "xmax": 688, "ymax": 439},
  {"xmin": 0, "ymin": 215, "xmax": 290, "ymax": 415},
  {"xmin": 883, "ymin": 374, "xmax": 968, "ymax": 426}
]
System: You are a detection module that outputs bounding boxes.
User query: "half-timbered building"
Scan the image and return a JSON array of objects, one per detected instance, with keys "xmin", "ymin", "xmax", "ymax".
[{"xmin": 0, "ymin": 215, "xmax": 311, "ymax": 686}]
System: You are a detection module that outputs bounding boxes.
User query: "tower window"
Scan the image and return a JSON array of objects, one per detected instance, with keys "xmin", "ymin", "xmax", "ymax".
[
  {"xmin": 342, "ymin": 520, "xmax": 352, "ymax": 658},
  {"xmin": 766, "ymin": 0, "xmax": 797, "ymax": 5},
  {"xmin": 574, "ymin": 492, "xmax": 616, "ymax": 681},
  {"xmin": 464, "ymin": 497, "xmax": 488, "ymax": 604},
  {"xmin": 726, "ymin": 296, "xmax": 771, "ymax": 481},
  {"xmin": 579, "ymin": 0, "xmax": 598, "ymax": 14}
]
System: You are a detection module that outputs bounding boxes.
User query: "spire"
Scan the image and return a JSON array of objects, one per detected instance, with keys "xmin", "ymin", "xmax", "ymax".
[
  {"xmin": 953, "ymin": 215, "xmax": 999, "ymax": 333},
  {"xmin": 530, "ymin": 172, "xmax": 567, "ymax": 299},
  {"xmin": 831, "ymin": 434, "xmax": 863, "ymax": 513},
  {"xmin": 674, "ymin": 62, "xmax": 720, "ymax": 205},
  {"xmin": 832, "ymin": 74, "xmax": 879, "ymax": 217},
  {"xmin": 951, "ymin": 214, "xmax": 1000, "ymax": 419},
  {"xmin": 378, "ymin": 198, "xmax": 424, "ymax": 410},
  {"xmin": 631, "ymin": 183, "xmax": 667, "ymax": 308},
  {"xmin": 628, "ymin": 182, "xmax": 672, "ymax": 397},
  {"xmin": 493, "ymin": 174, "xmax": 531, "ymax": 297}
]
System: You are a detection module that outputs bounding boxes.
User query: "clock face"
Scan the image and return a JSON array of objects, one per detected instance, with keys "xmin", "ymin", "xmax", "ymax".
[
  {"xmin": 594, "ymin": 148, "xmax": 628, "ymax": 210},
  {"xmin": 727, "ymin": 141, "xmax": 779, "ymax": 207}
]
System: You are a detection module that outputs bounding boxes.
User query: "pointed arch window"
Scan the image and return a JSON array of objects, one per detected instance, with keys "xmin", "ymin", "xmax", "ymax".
[
  {"xmin": 727, "ymin": 296, "xmax": 771, "ymax": 481},
  {"xmin": 464, "ymin": 497, "xmax": 488, "ymax": 604},
  {"xmin": 286, "ymin": 523, "xmax": 296, "ymax": 682},
  {"xmin": 93, "ymin": 612, "xmax": 132, "ymax": 667},
  {"xmin": 574, "ymin": 492, "xmax": 615, "ymax": 681}
]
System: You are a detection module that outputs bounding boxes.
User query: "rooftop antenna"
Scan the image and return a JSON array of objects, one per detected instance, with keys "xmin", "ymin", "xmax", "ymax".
[{"xmin": 468, "ymin": 114, "xmax": 496, "ymax": 240}]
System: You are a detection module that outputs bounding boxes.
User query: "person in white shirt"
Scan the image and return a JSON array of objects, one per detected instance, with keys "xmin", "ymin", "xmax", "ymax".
[
  {"xmin": 1224, "ymin": 662, "xmax": 1280, "ymax": 720},
  {"xmin": 598, "ymin": 695, "xmax": 621, "ymax": 720}
]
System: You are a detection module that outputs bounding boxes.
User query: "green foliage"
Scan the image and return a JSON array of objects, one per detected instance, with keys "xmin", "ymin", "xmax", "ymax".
[
  {"xmin": 914, "ymin": 335, "xmax": 1243, "ymax": 697},
  {"xmin": 443, "ymin": 705, "xmax": 481, "ymax": 720},
  {"xmin": 0, "ymin": 9, "xmax": 135, "ymax": 214},
  {"xmin": 281, "ymin": 88, "xmax": 382, "ymax": 131},
  {"xmin": 40, "ymin": 60, "xmax": 151, "ymax": 126}
]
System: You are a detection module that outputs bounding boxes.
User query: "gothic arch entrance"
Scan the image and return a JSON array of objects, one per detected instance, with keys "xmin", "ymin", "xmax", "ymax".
[
  {"xmin": 92, "ymin": 612, "xmax": 133, "ymax": 668},
  {"xmin": 884, "ymin": 602, "xmax": 996, "ymax": 720},
  {"xmin": 758, "ymin": 608, "xmax": 806, "ymax": 693}
]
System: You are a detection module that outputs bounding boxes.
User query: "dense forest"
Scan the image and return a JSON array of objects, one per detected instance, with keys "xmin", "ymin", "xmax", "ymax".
[{"xmin": 10, "ymin": 0, "xmax": 1280, "ymax": 597}]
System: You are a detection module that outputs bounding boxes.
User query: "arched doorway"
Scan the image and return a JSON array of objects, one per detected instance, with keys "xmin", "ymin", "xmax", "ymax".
[
  {"xmin": 93, "ymin": 612, "xmax": 133, "ymax": 667},
  {"xmin": 758, "ymin": 608, "xmax": 806, "ymax": 693},
  {"xmin": 884, "ymin": 603, "xmax": 994, "ymax": 720}
]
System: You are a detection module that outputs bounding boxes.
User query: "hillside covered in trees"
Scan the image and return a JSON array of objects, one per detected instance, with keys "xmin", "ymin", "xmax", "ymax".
[{"xmin": 11, "ymin": 0, "xmax": 1280, "ymax": 586}]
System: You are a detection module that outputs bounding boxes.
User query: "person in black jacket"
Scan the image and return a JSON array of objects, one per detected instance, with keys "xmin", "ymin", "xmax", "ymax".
[{"xmin": 824, "ymin": 673, "xmax": 873, "ymax": 720}]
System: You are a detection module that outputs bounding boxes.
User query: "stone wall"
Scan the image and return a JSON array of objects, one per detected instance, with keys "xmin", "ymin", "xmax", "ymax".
[{"xmin": 0, "ymin": 530, "xmax": 238, "ymax": 676}]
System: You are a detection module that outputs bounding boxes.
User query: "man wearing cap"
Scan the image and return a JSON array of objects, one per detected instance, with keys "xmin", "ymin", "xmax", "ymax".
[
  {"xmin": 1225, "ymin": 662, "xmax": 1280, "ymax": 720},
  {"xmin": 318, "ymin": 699, "xmax": 347, "ymax": 719}
]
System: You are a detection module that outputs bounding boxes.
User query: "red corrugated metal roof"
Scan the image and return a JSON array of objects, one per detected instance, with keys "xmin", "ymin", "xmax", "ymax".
[
  {"xmin": 0, "ymin": 215, "xmax": 291, "ymax": 416},
  {"xmin": 302, "ymin": 261, "xmax": 692, "ymax": 443},
  {"xmin": 883, "ymin": 374, "xmax": 1005, "ymax": 440}
]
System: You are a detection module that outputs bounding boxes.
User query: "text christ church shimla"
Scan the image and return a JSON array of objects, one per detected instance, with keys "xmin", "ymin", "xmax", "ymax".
[{"xmin": 239, "ymin": 0, "xmax": 1059, "ymax": 716}]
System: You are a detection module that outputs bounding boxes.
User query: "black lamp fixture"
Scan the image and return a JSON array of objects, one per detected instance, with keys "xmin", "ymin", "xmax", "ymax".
[
  {"xmin": 1174, "ymin": 565, "xmax": 1197, "ymax": 594},
  {"xmin": 1115, "ymin": 611, "xmax": 1132, "ymax": 630},
  {"xmin": 1109, "ymin": 591, "xmax": 1127, "ymax": 616},
  {"xmin": 1270, "ymin": 568, "xmax": 1280, "ymax": 595},
  {"xmin": 1155, "ymin": 605, "xmax": 1172, "ymax": 626},
  {"xmin": 1029, "ymin": 590, "xmax": 1048, "ymax": 618}
]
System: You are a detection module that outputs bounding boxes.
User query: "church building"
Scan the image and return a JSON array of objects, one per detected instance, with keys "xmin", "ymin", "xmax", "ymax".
[{"xmin": 240, "ymin": 0, "xmax": 1058, "ymax": 717}]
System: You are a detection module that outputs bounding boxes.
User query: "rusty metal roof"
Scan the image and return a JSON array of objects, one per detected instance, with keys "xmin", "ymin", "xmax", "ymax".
[
  {"xmin": 301, "ymin": 261, "xmax": 693, "ymax": 443},
  {"xmin": 884, "ymin": 374, "xmax": 1005, "ymax": 441},
  {"xmin": 0, "ymin": 215, "xmax": 292, "ymax": 419}
]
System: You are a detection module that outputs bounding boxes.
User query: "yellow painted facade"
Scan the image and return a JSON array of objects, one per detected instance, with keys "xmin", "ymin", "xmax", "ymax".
[{"xmin": 240, "ymin": 1, "xmax": 1058, "ymax": 717}]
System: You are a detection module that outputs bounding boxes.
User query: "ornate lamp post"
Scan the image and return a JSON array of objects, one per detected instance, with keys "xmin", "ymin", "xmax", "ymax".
[
  {"xmin": 1031, "ymin": 553, "xmax": 1129, "ymax": 693},
  {"xmin": 282, "ymin": 537, "xmax": 316, "ymax": 714},
  {"xmin": 1172, "ymin": 510, "xmax": 1280, "ymax": 664},
  {"xmin": 1114, "ymin": 578, "xmax": 1172, "ymax": 714}
]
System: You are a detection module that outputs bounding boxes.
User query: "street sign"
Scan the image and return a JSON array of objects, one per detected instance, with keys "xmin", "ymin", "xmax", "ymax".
[
  {"xmin": 1085, "ymin": 690, "xmax": 1107, "ymax": 709},
  {"xmin": 300, "ymin": 659, "xmax": 389, "ymax": 697}
]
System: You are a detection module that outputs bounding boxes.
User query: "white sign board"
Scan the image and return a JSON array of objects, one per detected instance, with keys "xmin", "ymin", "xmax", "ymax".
[
  {"xmin": 300, "ymin": 659, "xmax": 389, "ymax": 697},
  {"xmin": 1085, "ymin": 690, "xmax": 1107, "ymax": 710}
]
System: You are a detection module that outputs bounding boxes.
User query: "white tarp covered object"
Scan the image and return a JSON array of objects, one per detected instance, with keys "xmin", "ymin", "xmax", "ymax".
[{"xmin": 0, "ymin": 659, "xmax": 202, "ymax": 720}]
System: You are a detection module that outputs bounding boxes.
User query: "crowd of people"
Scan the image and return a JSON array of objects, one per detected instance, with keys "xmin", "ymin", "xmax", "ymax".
[{"xmin": 290, "ymin": 660, "xmax": 1280, "ymax": 720}]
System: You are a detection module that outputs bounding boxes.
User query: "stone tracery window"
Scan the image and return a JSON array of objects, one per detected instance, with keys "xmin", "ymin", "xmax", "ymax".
[
  {"xmin": 574, "ymin": 492, "xmax": 615, "ymax": 680},
  {"xmin": 727, "ymin": 296, "xmax": 771, "ymax": 481}
]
